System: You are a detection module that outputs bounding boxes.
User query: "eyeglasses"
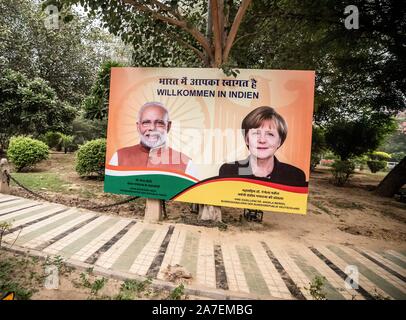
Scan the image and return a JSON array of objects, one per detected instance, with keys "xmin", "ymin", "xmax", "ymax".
[{"xmin": 140, "ymin": 120, "xmax": 167, "ymax": 128}]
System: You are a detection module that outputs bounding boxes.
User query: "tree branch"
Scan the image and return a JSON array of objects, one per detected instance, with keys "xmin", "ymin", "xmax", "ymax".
[
  {"xmin": 231, "ymin": 17, "xmax": 270, "ymax": 47},
  {"xmin": 210, "ymin": 0, "xmax": 222, "ymax": 67},
  {"xmin": 233, "ymin": 31, "xmax": 262, "ymax": 46},
  {"xmin": 164, "ymin": 30, "xmax": 207, "ymax": 65},
  {"xmin": 222, "ymin": 0, "xmax": 252, "ymax": 63},
  {"xmin": 149, "ymin": 0, "xmax": 182, "ymax": 20},
  {"xmin": 122, "ymin": 0, "xmax": 214, "ymax": 63},
  {"xmin": 218, "ymin": 0, "xmax": 224, "ymax": 47},
  {"xmin": 223, "ymin": 0, "xmax": 231, "ymax": 48}
]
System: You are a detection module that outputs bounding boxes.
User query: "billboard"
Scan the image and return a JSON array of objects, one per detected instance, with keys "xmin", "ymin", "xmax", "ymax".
[{"xmin": 105, "ymin": 67, "xmax": 315, "ymax": 214}]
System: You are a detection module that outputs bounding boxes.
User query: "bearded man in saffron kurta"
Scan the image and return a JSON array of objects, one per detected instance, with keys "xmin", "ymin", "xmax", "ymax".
[{"xmin": 109, "ymin": 102, "xmax": 197, "ymax": 178}]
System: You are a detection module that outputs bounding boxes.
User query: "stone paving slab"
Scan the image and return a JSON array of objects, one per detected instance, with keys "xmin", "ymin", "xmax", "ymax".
[{"xmin": 1, "ymin": 194, "xmax": 405, "ymax": 300}]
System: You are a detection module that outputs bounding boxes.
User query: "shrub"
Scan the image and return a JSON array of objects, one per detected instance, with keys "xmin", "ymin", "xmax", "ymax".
[
  {"xmin": 369, "ymin": 151, "xmax": 391, "ymax": 161},
  {"xmin": 331, "ymin": 160, "xmax": 355, "ymax": 186},
  {"xmin": 367, "ymin": 160, "xmax": 387, "ymax": 173},
  {"xmin": 59, "ymin": 134, "xmax": 75, "ymax": 153},
  {"xmin": 7, "ymin": 136, "xmax": 49, "ymax": 172},
  {"xmin": 75, "ymin": 139, "xmax": 106, "ymax": 177},
  {"xmin": 323, "ymin": 151, "xmax": 339, "ymax": 160},
  {"xmin": 390, "ymin": 151, "xmax": 405, "ymax": 162},
  {"xmin": 43, "ymin": 131, "xmax": 63, "ymax": 150},
  {"xmin": 366, "ymin": 151, "xmax": 390, "ymax": 173},
  {"xmin": 353, "ymin": 155, "xmax": 369, "ymax": 171}
]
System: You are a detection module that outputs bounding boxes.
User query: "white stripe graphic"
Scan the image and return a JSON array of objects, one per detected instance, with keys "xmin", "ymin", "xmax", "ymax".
[{"xmin": 105, "ymin": 169, "xmax": 197, "ymax": 182}]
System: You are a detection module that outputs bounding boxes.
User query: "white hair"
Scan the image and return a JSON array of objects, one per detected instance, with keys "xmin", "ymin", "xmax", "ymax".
[{"xmin": 137, "ymin": 101, "xmax": 170, "ymax": 122}]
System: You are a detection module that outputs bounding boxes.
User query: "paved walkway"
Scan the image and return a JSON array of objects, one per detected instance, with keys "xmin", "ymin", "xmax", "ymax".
[{"xmin": 0, "ymin": 194, "xmax": 405, "ymax": 300}]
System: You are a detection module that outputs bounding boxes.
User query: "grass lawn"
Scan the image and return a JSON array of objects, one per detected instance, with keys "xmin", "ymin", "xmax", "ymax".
[{"xmin": 10, "ymin": 172, "xmax": 68, "ymax": 193}]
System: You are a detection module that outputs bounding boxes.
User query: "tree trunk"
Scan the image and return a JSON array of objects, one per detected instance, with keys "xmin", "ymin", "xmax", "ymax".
[
  {"xmin": 374, "ymin": 156, "xmax": 406, "ymax": 197},
  {"xmin": 196, "ymin": 0, "xmax": 227, "ymax": 222}
]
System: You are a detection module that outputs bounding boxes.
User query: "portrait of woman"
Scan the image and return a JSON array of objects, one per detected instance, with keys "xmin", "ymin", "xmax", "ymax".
[{"xmin": 218, "ymin": 106, "xmax": 307, "ymax": 187}]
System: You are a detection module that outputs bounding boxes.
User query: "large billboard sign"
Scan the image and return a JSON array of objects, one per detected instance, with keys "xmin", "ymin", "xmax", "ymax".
[{"xmin": 105, "ymin": 67, "xmax": 315, "ymax": 214}]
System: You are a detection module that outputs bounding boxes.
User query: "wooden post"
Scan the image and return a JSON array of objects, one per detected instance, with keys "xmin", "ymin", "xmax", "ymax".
[
  {"xmin": 144, "ymin": 198, "xmax": 163, "ymax": 222},
  {"xmin": 0, "ymin": 158, "xmax": 10, "ymax": 194}
]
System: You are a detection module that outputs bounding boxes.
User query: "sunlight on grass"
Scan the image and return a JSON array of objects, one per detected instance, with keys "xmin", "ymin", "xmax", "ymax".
[{"xmin": 10, "ymin": 173, "xmax": 68, "ymax": 192}]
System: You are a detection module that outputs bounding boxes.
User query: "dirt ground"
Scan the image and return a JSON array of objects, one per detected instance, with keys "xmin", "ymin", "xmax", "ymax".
[
  {"xmin": 0, "ymin": 248, "xmax": 191, "ymax": 300},
  {"xmin": 8, "ymin": 152, "xmax": 406, "ymax": 252}
]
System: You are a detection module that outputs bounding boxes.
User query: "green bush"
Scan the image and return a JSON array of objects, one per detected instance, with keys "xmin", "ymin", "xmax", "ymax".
[
  {"xmin": 323, "ymin": 151, "xmax": 339, "ymax": 160},
  {"xmin": 75, "ymin": 139, "xmax": 106, "ymax": 177},
  {"xmin": 353, "ymin": 155, "xmax": 369, "ymax": 171},
  {"xmin": 43, "ymin": 131, "xmax": 63, "ymax": 150},
  {"xmin": 367, "ymin": 160, "xmax": 387, "ymax": 173},
  {"xmin": 331, "ymin": 160, "xmax": 355, "ymax": 186},
  {"xmin": 391, "ymin": 152, "xmax": 405, "ymax": 162},
  {"xmin": 40, "ymin": 132, "xmax": 76, "ymax": 153},
  {"xmin": 59, "ymin": 134, "xmax": 75, "ymax": 153},
  {"xmin": 7, "ymin": 136, "xmax": 49, "ymax": 172},
  {"xmin": 369, "ymin": 151, "xmax": 391, "ymax": 161}
]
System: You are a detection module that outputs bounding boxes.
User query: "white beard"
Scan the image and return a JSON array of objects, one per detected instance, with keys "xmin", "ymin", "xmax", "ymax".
[{"xmin": 140, "ymin": 130, "xmax": 167, "ymax": 149}]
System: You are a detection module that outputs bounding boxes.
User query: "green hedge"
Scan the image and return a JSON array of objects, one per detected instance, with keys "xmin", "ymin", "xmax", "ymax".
[
  {"xmin": 7, "ymin": 136, "xmax": 49, "ymax": 172},
  {"xmin": 43, "ymin": 131, "xmax": 63, "ymax": 150},
  {"xmin": 369, "ymin": 151, "xmax": 391, "ymax": 161},
  {"xmin": 367, "ymin": 160, "xmax": 387, "ymax": 173},
  {"xmin": 75, "ymin": 139, "xmax": 106, "ymax": 177}
]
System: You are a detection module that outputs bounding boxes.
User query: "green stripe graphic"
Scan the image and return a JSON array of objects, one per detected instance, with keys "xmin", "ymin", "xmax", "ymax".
[{"xmin": 104, "ymin": 173, "xmax": 195, "ymax": 200}]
